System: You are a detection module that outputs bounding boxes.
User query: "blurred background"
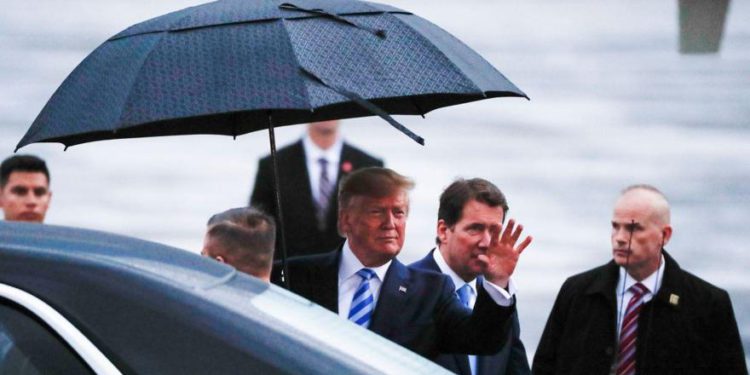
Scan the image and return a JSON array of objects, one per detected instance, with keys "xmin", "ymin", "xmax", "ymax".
[{"xmin": 2, "ymin": 0, "xmax": 748, "ymax": 364}]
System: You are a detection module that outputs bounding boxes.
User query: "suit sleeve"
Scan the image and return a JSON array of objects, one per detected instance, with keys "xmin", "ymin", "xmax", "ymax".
[
  {"xmin": 506, "ymin": 310, "xmax": 531, "ymax": 375},
  {"xmin": 709, "ymin": 289, "xmax": 748, "ymax": 374},
  {"xmin": 532, "ymin": 278, "xmax": 572, "ymax": 375},
  {"xmin": 435, "ymin": 278, "xmax": 514, "ymax": 356}
]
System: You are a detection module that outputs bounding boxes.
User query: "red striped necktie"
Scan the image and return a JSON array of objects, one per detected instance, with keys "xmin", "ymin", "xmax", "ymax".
[{"xmin": 616, "ymin": 282, "xmax": 649, "ymax": 375}]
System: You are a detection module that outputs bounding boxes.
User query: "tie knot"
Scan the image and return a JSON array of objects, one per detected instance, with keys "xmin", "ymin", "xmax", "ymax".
[
  {"xmin": 357, "ymin": 268, "xmax": 376, "ymax": 281},
  {"xmin": 318, "ymin": 157, "xmax": 328, "ymax": 168},
  {"xmin": 456, "ymin": 283, "xmax": 473, "ymax": 307},
  {"xmin": 630, "ymin": 282, "xmax": 648, "ymax": 296}
]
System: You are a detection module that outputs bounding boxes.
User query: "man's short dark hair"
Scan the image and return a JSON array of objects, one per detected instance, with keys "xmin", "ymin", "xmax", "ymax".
[
  {"xmin": 206, "ymin": 207, "xmax": 276, "ymax": 275},
  {"xmin": 1, "ymin": 155, "xmax": 50, "ymax": 188},
  {"xmin": 436, "ymin": 178, "xmax": 508, "ymax": 245},
  {"xmin": 338, "ymin": 167, "xmax": 414, "ymax": 212}
]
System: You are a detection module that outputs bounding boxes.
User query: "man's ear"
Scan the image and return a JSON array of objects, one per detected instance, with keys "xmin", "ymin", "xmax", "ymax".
[
  {"xmin": 436, "ymin": 219, "xmax": 449, "ymax": 245},
  {"xmin": 338, "ymin": 209, "xmax": 350, "ymax": 235},
  {"xmin": 661, "ymin": 225, "xmax": 673, "ymax": 246}
]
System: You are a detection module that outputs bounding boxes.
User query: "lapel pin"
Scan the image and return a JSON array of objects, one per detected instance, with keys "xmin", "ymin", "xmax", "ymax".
[
  {"xmin": 669, "ymin": 293, "xmax": 680, "ymax": 306},
  {"xmin": 399, "ymin": 286, "xmax": 407, "ymax": 293}
]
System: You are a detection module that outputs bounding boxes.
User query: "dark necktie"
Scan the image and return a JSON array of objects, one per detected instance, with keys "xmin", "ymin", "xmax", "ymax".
[{"xmin": 315, "ymin": 157, "xmax": 333, "ymax": 231}]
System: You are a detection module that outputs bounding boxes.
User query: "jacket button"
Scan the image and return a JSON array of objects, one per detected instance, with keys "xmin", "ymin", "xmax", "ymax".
[{"xmin": 605, "ymin": 346, "xmax": 613, "ymax": 355}]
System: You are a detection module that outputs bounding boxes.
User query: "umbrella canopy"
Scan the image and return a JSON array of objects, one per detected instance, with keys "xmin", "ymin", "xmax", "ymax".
[{"xmin": 17, "ymin": 0, "xmax": 526, "ymax": 150}]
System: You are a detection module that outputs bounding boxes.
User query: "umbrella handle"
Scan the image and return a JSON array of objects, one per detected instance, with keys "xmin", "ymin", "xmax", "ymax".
[{"xmin": 267, "ymin": 112, "xmax": 291, "ymax": 289}]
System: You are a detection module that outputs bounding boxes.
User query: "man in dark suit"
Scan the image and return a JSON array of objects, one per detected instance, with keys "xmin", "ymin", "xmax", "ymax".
[
  {"xmin": 250, "ymin": 120, "xmax": 383, "ymax": 259},
  {"xmin": 279, "ymin": 167, "xmax": 533, "ymax": 360},
  {"xmin": 411, "ymin": 178, "xmax": 530, "ymax": 375},
  {"xmin": 533, "ymin": 185, "xmax": 747, "ymax": 375}
]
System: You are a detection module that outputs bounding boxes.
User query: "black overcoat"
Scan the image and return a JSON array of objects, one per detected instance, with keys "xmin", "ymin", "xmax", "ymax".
[{"xmin": 532, "ymin": 251, "xmax": 747, "ymax": 375}]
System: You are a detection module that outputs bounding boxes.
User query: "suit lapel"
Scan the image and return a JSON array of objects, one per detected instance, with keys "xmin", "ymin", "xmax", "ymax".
[
  {"xmin": 585, "ymin": 261, "xmax": 619, "ymax": 306},
  {"xmin": 651, "ymin": 250, "xmax": 683, "ymax": 310},
  {"xmin": 298, "ymin": 250, "xmax": 340, "ymax": 313},
  {"xmin": 416, "ymin": 250, "xmax": 472, "ymax": 375},
  {"xmin": 369, "ymin": 259, "xmax": 410, "ymax": 337},
  {"xmin": 286, "ymin": 140, "xmax": 317, "ymax": 223}
]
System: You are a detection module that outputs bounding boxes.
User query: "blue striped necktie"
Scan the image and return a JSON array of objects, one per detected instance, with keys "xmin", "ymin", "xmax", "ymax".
[{"xmin": 348, "ymin": 268, "xmax": 376, "ymax": 328}]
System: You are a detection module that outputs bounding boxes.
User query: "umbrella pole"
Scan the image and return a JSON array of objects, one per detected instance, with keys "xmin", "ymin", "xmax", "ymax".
[{"xmin": 267, "ymin": 113, "xmax": 291, "ymax": 289}]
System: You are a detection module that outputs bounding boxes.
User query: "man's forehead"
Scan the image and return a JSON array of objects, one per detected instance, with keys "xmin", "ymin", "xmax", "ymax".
[
  {"xmin": 459, "ymin": 200, "xmax": 504, "ymax": 220},
  {"xmin": 7, "ymin": 171, "xmax": 49, "ymax": 186},
  {"xmin": 356, "ymin": 191, "xmax": 408, "ymax": 203}
]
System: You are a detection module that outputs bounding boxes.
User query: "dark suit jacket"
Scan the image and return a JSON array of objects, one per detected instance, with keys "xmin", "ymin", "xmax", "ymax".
[
  {"xmin": 276, "ymin": 249, "xmax": 515, "ymax": 360},
  {"xmin": 250, "ymin": 140, "xmax": 382, "ymax": 259},
  {"xmin": 532, "ymin": 250, "xmax": 747, "ymax": 375},
  {"xmin": 410, "ymin": 250, "xmax": 530, "ymax": 375}
]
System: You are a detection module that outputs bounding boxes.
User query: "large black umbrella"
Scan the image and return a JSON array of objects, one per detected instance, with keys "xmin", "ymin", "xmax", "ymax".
[{"xmin": 16, "ymin": 0, "xmax": 527, "ymax": 285}]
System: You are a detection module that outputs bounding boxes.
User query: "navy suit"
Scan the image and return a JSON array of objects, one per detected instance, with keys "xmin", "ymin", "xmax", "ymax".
[
  {"xmin": 275, "ymin": 249, "xmax": 515, "ymax": 360},
  {"xmin": 250, "ymin": 140, "xmax": 382, "ymax": 259},
  {"xmin": 410, "ymin": 250, "xmax": 530, "ymax": 375}
]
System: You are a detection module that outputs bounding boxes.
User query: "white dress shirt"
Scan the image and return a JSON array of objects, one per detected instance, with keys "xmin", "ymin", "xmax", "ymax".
[
  {"xmin": 302, "ymin": 134, "xmax": 343, "ymax": 203},
  {"xmin": 337, "ymin": 241, "xmax": 391, "ymax": 317},
  {"xmin": 615, "ymin": 254, "xmax": 666, "ymax": 337},
  {"xmin": 433, "ymin": 249, "xmax": 517, "ymax": 375}
]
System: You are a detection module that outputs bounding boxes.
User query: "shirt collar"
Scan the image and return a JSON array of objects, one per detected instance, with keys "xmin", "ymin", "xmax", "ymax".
[
  {"xmin": 302, "ymin": 133, "xmax": 343, "ymax": 165},
  {"xmin": 617, "ymin": 254, "xmax": 666, "ymax": 296},
  {"xmin": 339, "ymin": 240, "xmax": 391, "ymax": 283},
  {"xmin": 433, "ymin": 248, "xmax": 477, "ymax": 292}
]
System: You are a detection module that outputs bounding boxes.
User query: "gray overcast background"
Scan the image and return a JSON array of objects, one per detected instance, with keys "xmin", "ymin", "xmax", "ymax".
[{"xmin": 2, "ymin": 0, "xmax": 749, "ymax": 363}]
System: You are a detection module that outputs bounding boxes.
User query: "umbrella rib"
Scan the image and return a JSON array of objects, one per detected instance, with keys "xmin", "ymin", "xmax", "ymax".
[
  {"xmin": 384, "ymin": 13, "xmax": 486, "ymax": 97},
  {"xmin": 299, "ymin": 68, "xmax": 424, "ymax": 145},
  {"xmin": 111, "ymin": 33, "xmax": 171, "ymax": 134},
  {"xmin": 278, "ymin": 3, "xmax": 386, "ymax": 39},
  {"xmin": 277, "ymin": 18, "xmax": 315, "ymax": 113}
]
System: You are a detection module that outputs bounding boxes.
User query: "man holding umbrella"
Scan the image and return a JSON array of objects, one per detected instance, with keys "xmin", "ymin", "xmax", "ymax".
[
  {"xmin": 279, "ymin": 167, "xmax": 533, "ymax": 361},
  {"xmin": 533, "ymin": 185, "xmax": 747, "ymax": 374},
  {"xmin": 250, "ymin": 120, "xmax": 382, "ymax": 259}
]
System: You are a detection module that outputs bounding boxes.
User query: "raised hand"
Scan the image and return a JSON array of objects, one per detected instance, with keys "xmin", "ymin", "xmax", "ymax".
[{"xmin": 478, "ymin": 219, "xmax": 532, "ymax": 288}]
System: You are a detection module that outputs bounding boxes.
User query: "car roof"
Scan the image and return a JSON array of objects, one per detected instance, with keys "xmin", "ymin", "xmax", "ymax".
[{"xmin": 0, "ymin": 221, "xmax": 448, "ymax": 374}]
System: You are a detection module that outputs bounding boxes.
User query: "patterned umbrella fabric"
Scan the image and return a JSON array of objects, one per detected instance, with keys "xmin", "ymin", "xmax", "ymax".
[{"xmin": 17, "ymin": 0, "xmax": 526, "ymax": 150}]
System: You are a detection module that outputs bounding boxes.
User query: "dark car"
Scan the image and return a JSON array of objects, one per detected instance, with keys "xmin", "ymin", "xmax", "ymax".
[{"xmin": 0, "ymin": 221, "xmax": 449, "ymax": 374}]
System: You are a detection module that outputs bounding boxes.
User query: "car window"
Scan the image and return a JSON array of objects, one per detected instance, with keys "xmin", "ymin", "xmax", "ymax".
[{"xmin": 0, "ymin": 299, "xmax": 94, "ymax": 375}]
